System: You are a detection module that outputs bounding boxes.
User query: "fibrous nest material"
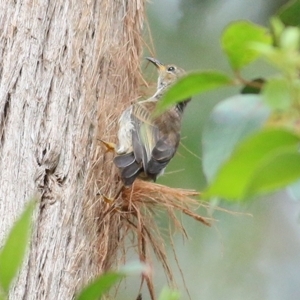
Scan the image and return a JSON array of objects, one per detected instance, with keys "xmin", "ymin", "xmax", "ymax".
[{"xmin": 99, "ymin": 178, "xmax": 212, "ymax": 300}]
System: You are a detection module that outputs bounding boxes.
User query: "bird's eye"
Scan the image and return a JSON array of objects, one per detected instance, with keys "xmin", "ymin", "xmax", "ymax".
[{"xmin": 167, "ymin": 66, "xmax": 175, "ymax": 72}]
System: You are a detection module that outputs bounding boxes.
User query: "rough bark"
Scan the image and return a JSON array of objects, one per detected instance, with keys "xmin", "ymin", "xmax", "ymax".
[{"xmin": 0, "ymin": 0, "xmax": 143, "ymax": 299}]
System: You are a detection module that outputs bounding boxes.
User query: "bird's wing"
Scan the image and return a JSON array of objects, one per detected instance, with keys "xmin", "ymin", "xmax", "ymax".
[
  {"xmin": 132, "ymin": 102, "xmax": 180, "ymax": 179},
  {"xmin": 146, "ymin": 138, "xmax": 177, "ymax": 177},
  {"xmin": 131, "ymin": 101, "xmax": 159, "ymax": 170}
]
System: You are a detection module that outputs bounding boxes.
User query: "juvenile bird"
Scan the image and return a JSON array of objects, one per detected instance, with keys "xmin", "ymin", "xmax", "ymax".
[{"xmin": 113, "ymin": 57, "xmax": 191, "ymax": 186}]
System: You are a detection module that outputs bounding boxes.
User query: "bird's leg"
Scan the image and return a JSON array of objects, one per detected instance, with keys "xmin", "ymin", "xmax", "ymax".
[
  {"xmin": 98, "ymin": 139, "xmax": 116, "ymax": 153},
  {"xmin": 102, "ymin": 182, "xmax": 124, "ymax": 204},
  {"xmin": 98, "ymin": 139, "xmax": 124, "ymax": 202}
]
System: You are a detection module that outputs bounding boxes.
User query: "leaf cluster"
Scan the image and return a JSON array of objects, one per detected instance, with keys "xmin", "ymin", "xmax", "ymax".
[{"xmin": 157, "ymin": 0, "xmax": 300, "ymax": 201}]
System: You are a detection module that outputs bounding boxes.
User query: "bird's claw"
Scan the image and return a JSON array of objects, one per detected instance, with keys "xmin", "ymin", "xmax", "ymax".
[
  {"xmin": 99, "ymin": 139, "xmax": 116, "ymax": 153},
  {"xmin": 102, "ymin": 194, "xmax": 115, "ymax": 204},
  {"xmin": 101, "ymin": 184, "xmax": 124, "ymax": 204}
]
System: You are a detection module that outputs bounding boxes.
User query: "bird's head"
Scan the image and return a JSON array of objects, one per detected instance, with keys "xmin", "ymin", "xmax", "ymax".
[{"xmin": 146, "ymin": 57, "xmax": 185, "ymax": 92}]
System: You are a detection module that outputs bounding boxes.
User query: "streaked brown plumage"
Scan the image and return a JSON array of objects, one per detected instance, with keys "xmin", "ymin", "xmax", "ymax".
[{"xmin": 114, "ymin": 57, "xmax": 190, "ymax": 186}]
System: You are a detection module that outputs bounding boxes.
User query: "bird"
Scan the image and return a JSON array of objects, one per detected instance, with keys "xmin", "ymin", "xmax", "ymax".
[{"xmin": 113, "ymin": 57, "xmax": 191, "ymax": 187}]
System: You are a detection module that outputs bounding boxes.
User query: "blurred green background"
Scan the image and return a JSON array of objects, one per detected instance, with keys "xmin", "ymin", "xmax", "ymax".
[{"xmin": 117, "ymin": 1, "xmax": 300, "ymax": 299}]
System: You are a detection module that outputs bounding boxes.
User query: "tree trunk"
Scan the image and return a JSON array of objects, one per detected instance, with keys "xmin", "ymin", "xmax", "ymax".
[{"xmin": 0, "ymin": 0, "xmax": 144, "ymax": 299}]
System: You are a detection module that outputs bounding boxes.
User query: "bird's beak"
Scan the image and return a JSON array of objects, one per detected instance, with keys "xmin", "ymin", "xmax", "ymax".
[{"xmin": 146, "ymin": 57, "xmax": 166, "ymax": 72}]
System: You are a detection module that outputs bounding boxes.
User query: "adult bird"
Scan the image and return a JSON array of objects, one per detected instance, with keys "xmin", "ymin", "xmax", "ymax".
[{"xmin": 113, "ymin": 57, "xmax": 191, "ymax": 186}]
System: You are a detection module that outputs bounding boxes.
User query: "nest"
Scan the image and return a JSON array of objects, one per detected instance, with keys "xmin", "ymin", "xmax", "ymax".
[{"xmin": 100, "ymin": 179, "xmax": 212, "ymax": 300}]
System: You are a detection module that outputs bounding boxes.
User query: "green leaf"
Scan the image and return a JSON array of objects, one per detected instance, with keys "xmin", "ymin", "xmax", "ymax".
[
  {"xmin": 76, "ymin": 272, "xmax": 124, "ymax": 300},
  {"xmin": 270, "ymin": 17, "xmax": 285, "ymax": 47},
  {"xmin": 202, "ymin": 94, "xmax": 270, "ymax": 182},
  {"xmin": 277, "ymin": 0, "xmax": 300, "ymax": 27},
  {"xmin": 222, "ymin": 21, "xmax": 271, "ymax": 70},
  {"xmin": 155, "ymin": 71, "xmax": 232, "ymax": 114},
  {"xmin": 76, "ymin": 262, "xmax": 147, "ymax": 300},
  {"xmin": 158, "ymin": 288, "xmax": 180, "ymax": 300},
  {"xmin": 205, "ymin": 129, "xmax": 300, "ymax": 200},
  {"xmin": 0, "ymin": 200, "xmax": 36, "ymax": 293},
  {"xmin": 248, "ymin": 150, "xmax": 300, "ymax": 195},
  {"xmin": 280, "ymin": 27, "xmax": 300, "ymax": 51},
  {"xmin": 262, "ymin": 78, "xmax": 292, "ymax": 110},
  {"xmin": 251, "ymin": 41, "xmax": 300, "ymax": 75}
]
